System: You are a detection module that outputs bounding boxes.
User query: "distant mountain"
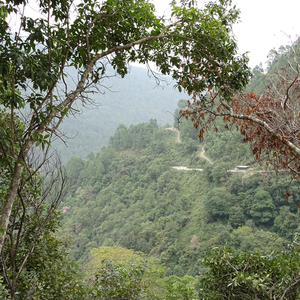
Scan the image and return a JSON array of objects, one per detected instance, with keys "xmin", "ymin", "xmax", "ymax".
[{"xmin": 52, "ymin": 65, "xmax": 183, "ymax": 163}]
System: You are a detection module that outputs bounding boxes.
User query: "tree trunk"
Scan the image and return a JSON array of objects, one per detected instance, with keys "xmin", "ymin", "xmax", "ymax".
[{"xmin": 0, "ymin": 162, "xmax": 23, "ymax": 253}]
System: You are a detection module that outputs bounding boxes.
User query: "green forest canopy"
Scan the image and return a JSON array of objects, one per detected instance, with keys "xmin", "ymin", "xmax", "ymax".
[
  {"xmin": 1, "ymin": 0, "xmax": 300, "ymax": 295},
  {"xmin": 0, "ymin": 0, "xmax": 250, "ymax": 261}
]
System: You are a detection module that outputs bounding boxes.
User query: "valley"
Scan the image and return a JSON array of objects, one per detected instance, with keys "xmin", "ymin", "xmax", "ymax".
[
  {"xmin": 1, "ymin": 0, "xmax": 300, "ymax": 297},
  {"xmin": 58, "ymin": 100, "xmax": 300, "ymax": 286},
  {"xmin": 54, "ymin": 47, "xmax": 300, "ymax": 296}
]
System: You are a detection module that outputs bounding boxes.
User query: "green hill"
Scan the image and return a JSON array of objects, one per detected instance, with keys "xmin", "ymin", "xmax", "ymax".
[
  {"xmin": 52, "ymin": 65, "xmax": 182, "ymax": 163},
  {"xmin": 58, "ymin": 103, "xmax": 300, "ymax": 278},
  {"xmin": 57, "ymin": 42, "xmax": 300, "ymax": 285}
]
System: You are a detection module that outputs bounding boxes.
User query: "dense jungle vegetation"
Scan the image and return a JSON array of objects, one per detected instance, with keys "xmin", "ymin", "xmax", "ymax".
[
  {"xmin": 60, "ymin": 102, "xmax": 300, "ymax": 266},
  {"xmin": 56, "ymin": 104, "xmax": 300, "ymax": 298},
  {"xmin": 2, "ymin": 45, "xmax": 300, "ymax": 298},
  {"xmin": 1, "ymin": 0, "xmax": 300, "ymax": 295},
  {"xmin": 48, "ymin": 43, "xmax": 300, "ymax": 299}
]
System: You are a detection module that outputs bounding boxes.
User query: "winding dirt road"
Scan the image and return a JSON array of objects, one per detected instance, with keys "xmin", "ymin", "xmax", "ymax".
[
  {"xmin": 199, "ymin": 147, "xmax": 213, "ymax": 165},
  {"xmin": 166, "ymin": 127, "xmax": 212, "ymax": 170},
  {"xmin": 165, "ymin": 127, "xmax": 181, "ymax": 143},
  {"xmin": 166, "ymin": 127, "xmax": 274, "ymax": 175}
]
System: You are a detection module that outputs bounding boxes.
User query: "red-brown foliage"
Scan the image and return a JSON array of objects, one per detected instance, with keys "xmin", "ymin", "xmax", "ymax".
[{"xmin": 181, "ymin": 48, "xmax": 300, "ymax": 176}]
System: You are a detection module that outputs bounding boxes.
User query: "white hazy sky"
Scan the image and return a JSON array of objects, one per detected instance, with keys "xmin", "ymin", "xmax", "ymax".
[{"xmin": 151, "ymin": 0, "xmax": 300, "ymax": 69}]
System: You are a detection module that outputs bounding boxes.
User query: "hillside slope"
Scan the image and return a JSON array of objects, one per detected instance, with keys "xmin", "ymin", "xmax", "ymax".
[
  {"xmin": 52, "ymin": 66, "xmax": 182, "ymax": 162},
  {"xmin": 58, "ymin": 110, "xmax": 300, "ymax": 277}
]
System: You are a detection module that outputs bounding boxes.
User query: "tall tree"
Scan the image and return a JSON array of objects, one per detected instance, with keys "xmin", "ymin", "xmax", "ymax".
[
  {"xmin": 0, "ymin": 110, "xmax": 80, "ymax": 299},
  {"xmin": 0, "ymin": 0, "xmax": 250, "ymax": 252}
]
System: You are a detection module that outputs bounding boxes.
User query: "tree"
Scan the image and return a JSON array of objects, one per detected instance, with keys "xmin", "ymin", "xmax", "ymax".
[
  {"xmin": 211, "ymin": 161, "xmax": 231, "ymax": 183},
  {"xmin": 0, "ymin": 109, "xmax": 91, "ymax": 299},
  {"xmin": 84, "ymin": 244, "xmax": 146, "ymax": 275},
  {"xmin": 0, "ymin": 0, "xmax": 250, "ymax": 252},
  {"xmin": 0, "ymin": 153, "xmax": 89, "ymax": 298},
  {"xmin": 228, "ymin": 206, "xmax": 245, "ymax": 228},
  {"xmin": 273, "ymin": 206, "xmax": 300, "ymax": 240},
  {"xmin": 199, "ymin": 246, "xmax": 300, "ymax": 299},
  {"xmin": 250, "ymin": 189, "xmax": 276, "ymax": 226},
  {"xmin": 88, "ymin": 246, "xmax": 165, "ymax": 300},
  {"xmin": 0, "ymin": 147, "xmax": 76, "ymax": 298},
  {"xmin": 204, "ymin": 188, "xmax": 232, "ymax": 221},
  {"xmin": 180, "ymin": 39, "xmax": 300, "ymax": 179},
  {"xmin": 163, "ymin": 275, "xmax": 197, "ymax": 300}
]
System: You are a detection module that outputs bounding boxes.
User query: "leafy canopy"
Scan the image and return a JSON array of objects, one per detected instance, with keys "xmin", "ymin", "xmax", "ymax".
[
  {"xmin": 199, "ymin": 246, "xmax": 300, "ymax": 299},
  {"xmin": 0, "ymin": 0, "xmax": 250, "ymax": 256}
]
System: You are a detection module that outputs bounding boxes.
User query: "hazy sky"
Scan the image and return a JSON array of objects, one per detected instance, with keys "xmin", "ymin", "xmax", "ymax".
[
  {"xmin": 151, "ymin": 0, "xmax": 300, "ymax": 69},
  {"xmin": 232, "ymin": 1, "xmax": 300, "ymax": 68}
]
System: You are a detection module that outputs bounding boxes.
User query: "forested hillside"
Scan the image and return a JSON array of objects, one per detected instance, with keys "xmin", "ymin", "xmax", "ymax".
[
  {"xmin": 53, "ymin": 66, "xmax": 182, "ymax": 163},
  {"xmin": 56, "ymin": 44, "xmax": 295, "ymax": 164},
  {"xmin": 59, "ymin": 101, "xmax": 300, "ymax": 280},
  {"xmin": 51, "ymin": 43, "xmax": 300, "ymax": 298},
  {"xmin": 3, "ymin": 0, "xmax": 300, "ymax": 296},
  {"xmin": 245, "ymin": 43, "xmax": 297, "ymax": 94}
]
